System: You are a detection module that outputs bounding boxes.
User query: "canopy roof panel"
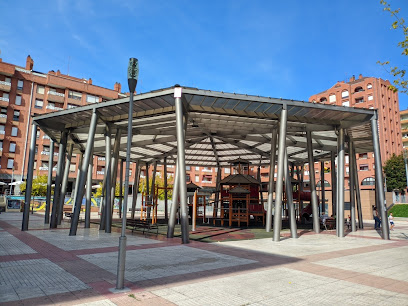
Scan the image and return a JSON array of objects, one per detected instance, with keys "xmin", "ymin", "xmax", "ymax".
[{"xmin": 32, "ymin": 86, "xmax": 376, "ymax": 167}]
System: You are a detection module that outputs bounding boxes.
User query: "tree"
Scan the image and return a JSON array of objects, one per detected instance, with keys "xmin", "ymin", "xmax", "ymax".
[
  {"xmin": 93, "ymin": 182, "xmax": 124, "ymax": 198},
  {"xmin": 19, "ymin": 175, "xmax": 49, "ymax": 196},
  {"xmin": 383, "ymin": 153, "xmax": 406, "ymax": 191},
  {"xmin": 138, "ymin": 175, "xmax": 173, "ymax": 200},
  {"xmin": 378, "ymin": 0, "xmax": 408, "ymax": 94}
]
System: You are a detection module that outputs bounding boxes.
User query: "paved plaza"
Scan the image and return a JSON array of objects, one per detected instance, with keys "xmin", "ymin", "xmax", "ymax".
[{"xmin": 0, "ymin": 212, "xmax": 407, "ymax": 305}]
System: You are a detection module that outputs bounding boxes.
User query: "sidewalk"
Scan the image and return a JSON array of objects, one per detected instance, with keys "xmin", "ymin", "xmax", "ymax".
[{"xmin": 0, "ymin": 212, "xmax": 407, "ymax": 305}]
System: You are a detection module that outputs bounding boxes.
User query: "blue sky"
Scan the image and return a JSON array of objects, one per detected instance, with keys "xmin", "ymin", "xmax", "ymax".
[{"xmin": 1, "ymin": 0, "xmax": 408, "ymax": 109}]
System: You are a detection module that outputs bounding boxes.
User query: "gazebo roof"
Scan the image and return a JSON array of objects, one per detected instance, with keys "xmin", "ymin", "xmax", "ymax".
[
  {"xmin": 219, "ymin": 173, "xmax": 260, "ymax": 185},
  {"xmin": 32, "ymin": 85, "xmax": 377, "ymax": 167}
]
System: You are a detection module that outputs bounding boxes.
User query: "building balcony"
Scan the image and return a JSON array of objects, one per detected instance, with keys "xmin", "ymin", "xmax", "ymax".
[
  {"xmin": 46, "ymin": 105, "xmax": 64, "ymax": 111},
  {"xmin": 0, "ymin": 115, "xmax": 6, "ymax": 124},
  {"xmin": 47, "ymin": 91, "xmax": 65, "ymax": 103},
  {"xmin": 39, "ymin": 166, "xmax": 49, "ymax": 171},
  {"xmin": 201, "ymin": 181, "xmax": 213, "ymax": 184},
  {"xmin": 0, "ymin": 97, "xmax": 9, "ymax": 103},
  {"xmin": 0, "ymin": 81, "xmax": 11, "ymax": 92},
  {"xmin": 96, "ymin": 171, "xmax": 105, "ymax": 175},
  {"xmin": 67, "ymin": 97, "xmax": 83, "ymax": 106},
  {"xmin": 98, "ymin": 156, "xmax": 105, "ymax": 161}
]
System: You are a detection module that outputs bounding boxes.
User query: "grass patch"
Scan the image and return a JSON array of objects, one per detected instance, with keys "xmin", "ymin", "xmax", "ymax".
[{"xmin": 389, "ymin": 204, "xmax": 408, "ymax": 217}]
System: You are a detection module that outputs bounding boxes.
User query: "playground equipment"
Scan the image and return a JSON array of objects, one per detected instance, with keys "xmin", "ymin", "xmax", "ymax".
[{"xmin": 214, "ymin": 158, "xmax": 264, "ymax": 227}]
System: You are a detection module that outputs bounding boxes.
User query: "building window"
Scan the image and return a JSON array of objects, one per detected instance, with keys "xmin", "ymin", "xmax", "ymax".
[
  {"xmin": 368, "ymin": 95, "xmax": 373, "ymax": 101},
  {"xmin": 13, "ymin": 110, "xmax": 20, "ymax": 121},
  {"xmin": 195, "ymin": 166, "xmax": 200, "ymax": 171},
  {"xmin": 0, "ymin": 107, "xmax": 7, "ymax": 117},
  {"xmin": 70, "ymin": 164, "xmax": 76, "ymax": 172},
  {"xmin": 11, "ymin": 127, "xmax": 18, "ymax": 137},
  {"xmin": 359, "ymin": 153, "xmax": 368, "ymax": 159},
  {"xmin": 36, "ymin": 85, "xmax": 45, "ymax": 94},
  {"xmin": 195, "ymin": 175, "xmax": 199, "ymax": 182},
  {"xmin": 86, "ymin": 94, "xmax": 98, "ymax": 103},
  {"xmin": 341, "ymin": 90, "xmax": 349, "ymax": 98},
  {"xmin": 68, "ymin": 90, "xmax": 82, "ymax": 101},
  {"xmin": 36, "ymin": 130, "xmax": 40, "ymax": 139},
  {"xmin": 354, "ymin": 86, "xmax": 364, "ymax": 93},
  {"xmin": 186, "ymin": 166, "xmax": 191, "ymax": 171},
  {"xmin": 367, "ymin": 84, "xmax": 372, "ymax": 89},
  {"xmin": 9, "ymin": 142, "xmax": 16, "ymax": 153},
  {"xmin": 319, "ymin": 97, "xmax": 327, "ymax": 103},
  {"xmin": 7, "ymin": 158, "xmax": 14, "ymax": 169},
  {"xmin": 67, "ymin": 104, "xmax": 77, "ymax": 109},
  {"xmin": 5, "ymin": 77, "xmax": 11, "ymax": 83},
  {"xmin": 43, "ymin": 145, "xmax": 50, "ymax": 152},
  {"xmin": 0, "ymin": 125, "xmax": 5, "ymax": 134},
  {"xmin": 342, "ymin": 101, "xmax": 350, "ymax": 107},
  {"xmin": 186, "ymin": 174, "xmax": 191, "ymax": 182},
  {"xmin": 35, "ymin": 99, "xmax": 43, "ymax": 109},
  {"xmin": 361, "ymin": 177, "xmax": 375, "ymax": 186},
  {"xmin": 15, "ymin": 95, "xmax": 22, "ymax": 105},
  {"xmin": 2, "ymin": 92, "xmax": 9, "ymax": 100},
  {"xmin": 17, "ymin": 80, "xmax": 23, "ymax": 90},
  {"xmin": 355, "ymin": 97, "xmax": 364, "ymax": 104},
  {"xmin": 359, "ymin": 164, "xmax": 369, "ymax": 171},
  {"xmin": 0, "ymin": 140, "xmax": 3, "ymax": 151},
  {"xmin": 225, "ymin": 168, "xmax": 230, "ymax": 174},
  {"xmin": 329, "ymin": 94, "xmax": 336, "ymax": 103}
]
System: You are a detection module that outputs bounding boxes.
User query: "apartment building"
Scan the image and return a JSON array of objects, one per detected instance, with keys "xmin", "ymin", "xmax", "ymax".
[
  {"xmin": 305, "ymin": 75, "xmax": 402, "ymax": 189},
  {"xmin": 0, "ymin": 55, "xmax": 125, "ymax": 194},
  {"xmin": 401, "ymin": 109, "xmax": 408, "ymax": 150}
]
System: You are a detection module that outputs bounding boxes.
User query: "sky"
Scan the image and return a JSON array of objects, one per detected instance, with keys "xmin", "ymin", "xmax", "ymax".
[{"xmin": 1, "ymin": 0, "xmax": 408, "ymax": 109}]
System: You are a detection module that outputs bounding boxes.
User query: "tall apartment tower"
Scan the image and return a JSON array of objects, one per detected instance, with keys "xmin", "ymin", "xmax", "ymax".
[
  {"xmin": 0, "ymin": 55, "xmax": 125, "ymax": 193},
  {"xmin": 308, "ymin": 74, "xmax": 402, "ymax": 189}
]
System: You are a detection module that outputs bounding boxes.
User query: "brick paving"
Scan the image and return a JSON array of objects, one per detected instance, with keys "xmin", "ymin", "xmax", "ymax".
[{"xmin": 0, "ymin": 212, "xmax": 407, "ymax": 305}]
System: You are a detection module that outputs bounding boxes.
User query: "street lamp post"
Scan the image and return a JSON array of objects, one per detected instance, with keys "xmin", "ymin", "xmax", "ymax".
[{"xmin": 115, "ymin": 58, "xmax": 138, "ymax": 291}]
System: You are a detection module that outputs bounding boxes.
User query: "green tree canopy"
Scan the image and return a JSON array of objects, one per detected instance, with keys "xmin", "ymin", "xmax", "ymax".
[
  {"xmin": 378, "ymin": 0, "xmax": 408, "ymax": 94},
  {"xmin": 383, "ymin": 153, "xmax": 406, "ymax": 192},
  {"xmin": 20, "ymin": 175, "xmax": 49, "ymax": 196}
]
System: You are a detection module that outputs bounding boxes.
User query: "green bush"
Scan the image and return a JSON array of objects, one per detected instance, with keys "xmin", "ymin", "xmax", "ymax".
[{"xmin": 389, "ymin": 204, "xmax": 408, "ymax": 217}]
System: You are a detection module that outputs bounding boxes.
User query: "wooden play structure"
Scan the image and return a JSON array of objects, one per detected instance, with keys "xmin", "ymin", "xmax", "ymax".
[{"xmin": 214, "ymin": 158, "xmax": 265, "ymax": 227}]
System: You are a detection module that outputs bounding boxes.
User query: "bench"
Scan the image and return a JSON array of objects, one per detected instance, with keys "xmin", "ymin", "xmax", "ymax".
[
  {"xmin": 126, "ymin": 219, "xmax": 158, "ymax": 235},
  {"xmin": 63, "ymin": 206, "xmax": 73, "ymax": 219}
]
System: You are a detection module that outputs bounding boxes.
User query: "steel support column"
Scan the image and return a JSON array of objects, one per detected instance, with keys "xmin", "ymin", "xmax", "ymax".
[
  {"xmin": 285, "ymin": 147, "xmax": 297, "ymax": 238},
  {"xmin": 266, "ymin": 128, "xmax": 277, "ymax": 232},
  {"xmin": 320, "ymin": 161, "xmax": 325, "ymax": 214},
  {"xmin": 85, "ymin": 154, "xmax": 93, "ymax": 228},
  {"xmin": 164, "ymin": 158, "xmax": 168, "ymax": 222},
  {"xmin": 119, "ymin": 160, "xmax": 123, "ymax": 219},
  {"xmin": 273, "ymin": 108, "xmax": 287, "ymax": 242},
  {"xmin": 349, "ymin": 140, "xmax": 357, "ymax": 232},
  {"xmin": 50, "ymin": 131, "xmax": 68, "ymax": 229},
  {"xmin": 167, "ymin": 159, "xmax": 180, "ymax": 238},
  {"xmin": 148, "ymin": 161, "xmax": 157, "ymax": 219},
  {"xmin": 331, "ymin": 151, "xmax": 337, "ymax": 217},
  {"xmin": 45, "ymin": 140, "xmax": 54, "ymax": 224},
  {"xmin": 22, "ymin": 123, "xmax": 37, "ymax": 231},
  {"xmin": 131, "ymin": 162, "xmax": 141, "ymax": 220},
  {"xmin": 99, "ymin": 125, "xmax": 111, "ymax": 230},
  {"xmin": 57, "ymin": 143, "xmax": 74, "ymax": 225},
  {"xmin": 337, "ymin": 128, "xmax": 345, "ymax": 237},
  {"xmin": 371, "ymin": 115, "xmax": 390, "ymax": 239},
  {"xmin": 351, "ymin": 149, "xmax": 363, "ymax": 229},
  {"xmin": 175, "ymin": 87, "xmax": 189, "ymax": 244},
  {"xmin": 69, "ymin": 110, "xmax": 98, "ymax": 236},
  {"xmin": 306, "ymin": 131, "xmax": 320, "ymax": 233}
]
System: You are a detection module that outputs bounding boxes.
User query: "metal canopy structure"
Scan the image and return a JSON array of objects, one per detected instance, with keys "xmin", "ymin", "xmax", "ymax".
[
  {"xmin": 22, "ymin": 85, "xmax": 390, "ymax": 242},
  {"xmin": 32, "ymin": 86, "xmax": 375, "ymax": 167}
]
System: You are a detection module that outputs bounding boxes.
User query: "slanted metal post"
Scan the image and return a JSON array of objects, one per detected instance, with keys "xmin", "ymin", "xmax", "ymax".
[
  {"xmin": 131, "ymin": 162, "xmax": 141, "ymax": 220},
  {"xmin": 164, "ymin": 158, "xmax": 168, "ymax": 221},
  {"xmin": 285, "ymin": 147, "xmax": 297, "ymax": 238},
  {"xmin": 306, "ymin": 131, "xmax": 320, "ymax": 233},
  {"xmin": 50, "ymin": 131, "xmax": 68, "ymax": 229},
  {"xmin": 167, "ymin": 159, "xmax": 180, "ymax": 238},
  {"xmin": 273, "ymin": 108, "xmax": 287, "ymax": 242},
  {"xmin": 57, "ymin": 143, "xmax": 74, "ymax": 225},
  {"xmin": 371, "ymin": 114, "xmax": 390, "ymax": 239},
  {"xmin": 119, "ymin": 159, "xmax": 123, "ymax": 219},
  {"xmin": 175, "ymin": 86, "xmax": 189, "ymax": 244},
  {"xmin": 266, "ymin": 128, "xmax": 277, "ymax": 232},
  {"xmin": 148, "ymin": 161, "xmax": 157, "ymax": 219},
  {"xmin": 69, "ymin": 110, "xmax": 98, "ymax": 236},
  {"xmin": 45, "ymin": 140, "xmax": 54, "ymax": 224},
  {"xmin": 85, "ymin": 154, "xmax": 93, "ymax": 228},
  {"xmin": 22, "ymin": 123, "xmax": 37, "ymax": 231},
  {"xmin": 331, "ymin": 151, "xmax": 336, "ymax": 217},
  {"xmin": 337, "ymin": 128, "xmax": 345, "ymax": 237},
  {"xmin": 99, "ymin": 125, "xmax": 112, "ymax": 230},
  {"xmin": 351, "ymin": 149, "xmax": 363, "ymax": 229},
  {"xmin": 349, "ymin": 139, "xmax": 357, "ymax": 232},
  {"xmin": 320, "ymin": 161, "xmax": 325, "ymax": 214}
]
